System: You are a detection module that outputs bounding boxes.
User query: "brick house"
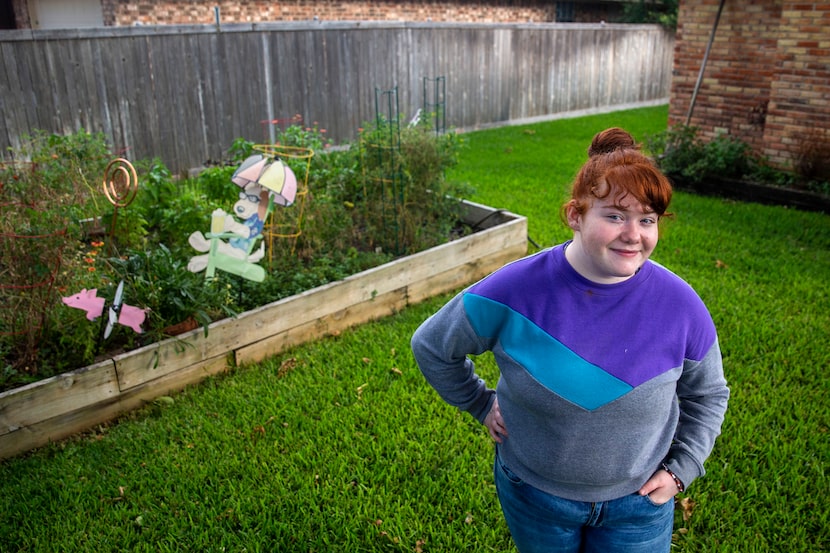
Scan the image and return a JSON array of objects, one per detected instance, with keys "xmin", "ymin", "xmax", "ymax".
[
  {"xmin": 669, "ymin": 0, "xmax": 830, "ymax": 174},
  {"xmin": 3, "ymin": 0, "xmax": 630, "ymax": 29}
]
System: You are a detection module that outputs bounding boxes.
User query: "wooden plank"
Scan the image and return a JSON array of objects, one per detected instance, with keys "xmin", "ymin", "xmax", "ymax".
[
  {"xmin": 6, "ymin": 40, "xmax": 40, "ymax": 135},
  {"xmin": 113, "ymin": 328, "xmax": 214, "ymax": 391},
  {"xmin": 0, "ymin": 43, "xmax": 18, "ymax": 148},
  {"xmin": 0, "ymin": 355, "xmax": 227, "ymax": 460},
  {"xmin": 407, "ymin": 242, "xmax": 529, "ymax": 305},
  {"xmin": 0, "ymin": 359, "xmax": 118, "ymax": 438},
  {"xmin": 235, "ymin": 286, "xmax": 409, "ymax": 367}
]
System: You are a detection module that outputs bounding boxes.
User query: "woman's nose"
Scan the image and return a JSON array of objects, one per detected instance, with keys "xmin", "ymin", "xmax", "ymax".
[{"xmin": 620, "ymin": 220, "xmax": 639, "ymax": 242}]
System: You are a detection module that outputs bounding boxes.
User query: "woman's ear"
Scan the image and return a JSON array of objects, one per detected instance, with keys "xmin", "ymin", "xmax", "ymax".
[{"xmin": 565, "ymin": 200, "xmax": 581, "ymax": 232}]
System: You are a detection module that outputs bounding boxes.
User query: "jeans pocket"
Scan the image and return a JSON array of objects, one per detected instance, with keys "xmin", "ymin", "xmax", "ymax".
[{"xmin": 642, "ymin": 492, "xmax": 673, "ymax": 508}]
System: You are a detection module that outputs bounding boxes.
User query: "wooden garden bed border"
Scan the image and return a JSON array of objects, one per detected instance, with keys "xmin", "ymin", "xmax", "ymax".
[{"xmin": 0, "ymin": 200, "xmax": 527, "ymax": 460}]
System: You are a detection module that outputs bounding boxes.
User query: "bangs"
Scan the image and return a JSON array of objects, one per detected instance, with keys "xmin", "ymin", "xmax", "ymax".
[
  {"xmin": 565, "ymin": 146, "xmax": 674, "ymax": 219},
  {"xmin": 590, "ymin": 153, "xmax": 672, "ymax": 216}
]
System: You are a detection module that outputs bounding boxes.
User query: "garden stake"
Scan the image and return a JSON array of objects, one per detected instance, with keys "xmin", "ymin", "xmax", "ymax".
[{"xmin": 102, "ymin": 158, "xmax": 139, "ymax": 254}]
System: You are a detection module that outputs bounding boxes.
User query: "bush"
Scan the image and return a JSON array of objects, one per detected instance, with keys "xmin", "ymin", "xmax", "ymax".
[
  {"xmin": 345, "ymin": 118, "xmax": 471, "ymax": 255},
  {"xmin": 1, "ymin": 130, "xmax": 114, "ymax": 378},
  {"xmin": 645, "ymin": 124, "xmax": 830, "ymax": 195},
  {"xmin": 644, "ymin": 124, "xmax": 753, "ymax": 184}
]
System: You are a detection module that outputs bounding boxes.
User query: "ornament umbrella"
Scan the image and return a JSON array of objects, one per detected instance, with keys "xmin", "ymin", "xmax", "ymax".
[{"xmin": 231, "ymin": 154, "xmax": 298, "ymax": 207}]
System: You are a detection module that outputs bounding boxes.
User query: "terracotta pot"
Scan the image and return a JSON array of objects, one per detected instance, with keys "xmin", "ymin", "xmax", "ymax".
[{"xmin": 162, "ymin": 316, "xmax": 199, "ymax": 336}]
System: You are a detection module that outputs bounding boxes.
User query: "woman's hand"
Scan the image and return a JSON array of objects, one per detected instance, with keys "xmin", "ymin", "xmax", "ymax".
[
  {"xmin": 484, "ymin": 397, "xmax": 508, "ymax": 443},
  {"xmin": 638, "ymin": 469, "xmax": 680, "ymax": 505}
]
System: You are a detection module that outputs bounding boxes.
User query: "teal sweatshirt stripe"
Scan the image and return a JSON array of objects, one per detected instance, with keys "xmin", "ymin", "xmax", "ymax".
[{"xmin": 464, "ymin": 293, "xmax": 632, "ymax": 410}]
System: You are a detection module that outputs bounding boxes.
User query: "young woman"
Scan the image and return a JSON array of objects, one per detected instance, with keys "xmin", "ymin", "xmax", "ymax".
[{"xmin": 411, "ymin": 128, "xmax": 729, "ymax": 553}]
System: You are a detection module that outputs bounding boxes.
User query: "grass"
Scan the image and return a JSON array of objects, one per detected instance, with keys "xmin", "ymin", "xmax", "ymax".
[{"xmin": 1, "ymin": 105, "xmax": 828, "ymax": 552}]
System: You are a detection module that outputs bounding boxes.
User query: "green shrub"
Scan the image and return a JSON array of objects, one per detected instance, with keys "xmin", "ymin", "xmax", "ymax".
[
  {"xmin": 622, "ymin": 0, "xmax": 678, "ymax": 29},
  {"xmin": 645, "ymin": 124, "xmax": 753, "ymax": 184},
  {"xmin": 0, "ymin": 130, "xmax": 113, "ymax": 380},
  {"xmin": 344, "ymin": 117, "xmax": 471, "ymax": 255},
  {"xmin": 1, "ymin": 129, "xmax": 111, "ymax": 213},
  {"xmin": 646, "ymin": 124, "xmax": 830, "ymax": 195}
]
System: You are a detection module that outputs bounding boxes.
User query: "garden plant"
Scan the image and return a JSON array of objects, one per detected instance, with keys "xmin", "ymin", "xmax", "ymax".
[
  {"xmin": 0, "ymin": 118, "xmax": 469, "ymax": 391},
  {"xmin": 645, "ymin": 122, "xmax": 830, "ymax": 196},
  {"xmin": 0, "ymin": 105, "xmax": 827, "ymax": 552}
]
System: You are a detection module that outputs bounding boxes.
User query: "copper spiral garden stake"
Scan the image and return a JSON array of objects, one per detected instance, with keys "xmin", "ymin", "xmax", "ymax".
[{"xmin": 102, "ymin": 158, "xmax": 139, "ymax": 250}]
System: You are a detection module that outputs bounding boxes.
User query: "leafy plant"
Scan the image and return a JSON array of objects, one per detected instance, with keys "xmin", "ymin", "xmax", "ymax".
[
  {"xmin": 1, "ymin": 129, "xmax": 111, "ymax": 214},
  {"xmin": 645, "ymin": 124, "xmax": 755, "ymax": 183},
  {"xmin": 622, "ymin": 0, "xmax": 678, "ymax": 29},
  {"xmin": 0, "ymin": 131, "xmax": 115, "ymax": 377},
  {"xmin": 106, "ymin": 244, "xmax": 238, "ymax": 337},
  {"xmin": 345, "ymin": 117, "xmax": 471, "ymax": 255},
  {"xmin": 646, "ymin": 124, "xmax": 830, "ymax": 195}
]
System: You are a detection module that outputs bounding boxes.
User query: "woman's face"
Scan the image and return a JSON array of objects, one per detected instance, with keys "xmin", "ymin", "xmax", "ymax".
[{"xmin": 565, "ymin": 192, "xmax": 659, "ymax": 284}]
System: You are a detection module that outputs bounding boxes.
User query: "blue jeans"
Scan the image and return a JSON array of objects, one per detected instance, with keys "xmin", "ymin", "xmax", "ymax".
[{"xmin": 494, "ymin": 452, "xmax": 674, "ymax": 553}]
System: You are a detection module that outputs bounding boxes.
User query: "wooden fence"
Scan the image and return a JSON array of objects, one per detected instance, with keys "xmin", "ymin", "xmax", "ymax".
[{"xmin": 0, "ymin": 21, "xmax": 674, "ymax": 174}]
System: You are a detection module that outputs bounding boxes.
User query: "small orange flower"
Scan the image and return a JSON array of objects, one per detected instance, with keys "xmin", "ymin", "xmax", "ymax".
[
  {"xmin": 84, "ymin": 257, "xmax": 95, "ymax": 264},
  {"xmin": 87, "ymin": 267, "xmax": 96, "ymax": 272}
]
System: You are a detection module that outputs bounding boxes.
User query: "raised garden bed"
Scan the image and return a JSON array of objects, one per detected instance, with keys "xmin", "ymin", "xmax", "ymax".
[{"xmin": 0, "ymin": 200, "xmax": 527, "ymax": 460}]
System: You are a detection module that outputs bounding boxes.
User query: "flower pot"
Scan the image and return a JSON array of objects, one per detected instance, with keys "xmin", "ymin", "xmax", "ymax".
[{"xmin": 162, "ymin": 316, "xmax": 200, "ymax": 337}]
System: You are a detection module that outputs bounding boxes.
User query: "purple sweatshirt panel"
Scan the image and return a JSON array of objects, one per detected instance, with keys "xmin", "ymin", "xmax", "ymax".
[{"xmin": 469, "ymin": 245, "xmax": 717, "ymax": 387}]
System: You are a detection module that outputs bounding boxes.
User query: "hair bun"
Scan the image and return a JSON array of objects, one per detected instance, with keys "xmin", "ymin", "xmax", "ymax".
[{"xmin": 588, "ymin": 127, "xmax": 638, "ymax": 157}]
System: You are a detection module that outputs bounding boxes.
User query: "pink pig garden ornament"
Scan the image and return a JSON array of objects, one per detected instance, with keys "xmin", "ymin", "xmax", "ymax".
[
  {"xmin": 62, "ymin": 288, "xmax": 148, "ymax": 334},
  {"xmin": 61, "ymin": 289, "xmax": 105, "ymax": 320}
]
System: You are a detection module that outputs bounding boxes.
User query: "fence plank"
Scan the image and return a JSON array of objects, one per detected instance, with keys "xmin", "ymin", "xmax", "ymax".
[{"xmin": 0, "ymin": 23, "xmax": 673, "ymax": 173}]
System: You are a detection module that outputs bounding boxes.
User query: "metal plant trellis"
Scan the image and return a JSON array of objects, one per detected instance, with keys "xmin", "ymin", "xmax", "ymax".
[
  {"xmin": 0, "ymin": 200, "xmax": 68, "ymax": 371},
  {"xmin": 423, "ymin": 76, "xmax": 447, "ymax": 135},
  {"xmin": 360, "ymin": 86, "xmax": 406, "ymax": 255}
]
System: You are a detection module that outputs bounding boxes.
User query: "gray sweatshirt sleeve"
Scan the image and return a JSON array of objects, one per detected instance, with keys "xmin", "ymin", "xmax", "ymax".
[
  {"xmin": 410, "ymin": 293, "xmax": 496, "ymax": 423},
  {"xmin": 665, "ymin": 339, "xmax": 730, "ymax": 490}
]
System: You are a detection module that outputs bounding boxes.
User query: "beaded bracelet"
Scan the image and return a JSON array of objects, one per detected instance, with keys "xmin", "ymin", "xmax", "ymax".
[{"xmin": 661, "ymin": 463, "xmax": 685, "ymax": 493}]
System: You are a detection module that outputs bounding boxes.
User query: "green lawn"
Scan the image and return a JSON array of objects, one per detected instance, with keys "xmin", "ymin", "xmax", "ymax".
[{"xmin": 1, "ymin": 105, "xmax": 828, "ymax": 552}]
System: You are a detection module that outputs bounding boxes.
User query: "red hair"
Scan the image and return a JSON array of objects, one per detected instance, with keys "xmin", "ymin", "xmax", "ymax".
[{"xmin": 565, "ymin": 128, "xmax": 673, "ymax": 218}]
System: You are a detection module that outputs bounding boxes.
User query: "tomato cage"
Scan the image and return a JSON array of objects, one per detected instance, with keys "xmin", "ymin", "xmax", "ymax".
[
  {"xmin": 0, "ymin": 202, "xmax": 68, "ymax": 372},
  {"xmin": 251, "ymin": 144, "xmax": 314, "ymax": 259}
]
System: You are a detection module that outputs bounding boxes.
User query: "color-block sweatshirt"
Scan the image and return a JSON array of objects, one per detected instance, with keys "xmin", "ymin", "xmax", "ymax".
[{"xmin": 411, "ymin": 243, "xmax": 729, "ymax": 502}]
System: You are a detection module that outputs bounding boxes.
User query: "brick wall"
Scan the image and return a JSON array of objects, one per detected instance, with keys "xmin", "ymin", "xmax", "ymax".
[
  {"xmin": 669, "ymin": 0, "xmax": 830, "ymax": 171},
  {"xmin": 105, "ymin": 0, "xmax": 559, "ymax": 26},
  {"xmin": 100, "ymin": 0, "xmax": 627, "ymax": 26},
  {"xmin": 765, "ymin": 1, "xmax": 830, "ymax": 170}
]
